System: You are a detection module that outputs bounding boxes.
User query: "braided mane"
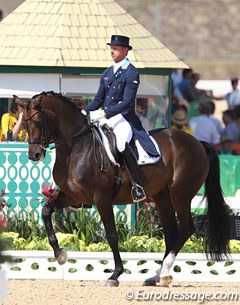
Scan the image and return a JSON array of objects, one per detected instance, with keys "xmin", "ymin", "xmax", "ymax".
[{"xmin": 32, "ymin": 91, "xmax": 81, "ymax": 109}]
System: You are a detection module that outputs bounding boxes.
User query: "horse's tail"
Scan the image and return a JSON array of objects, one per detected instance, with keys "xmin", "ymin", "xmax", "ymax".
[{"xmin": 200, "ymin": 141, "xmax": 231, "ymax": 261}]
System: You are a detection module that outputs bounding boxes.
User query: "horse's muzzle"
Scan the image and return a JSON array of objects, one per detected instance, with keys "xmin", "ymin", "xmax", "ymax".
[{"xmin": 28, "ymin": 147, "xmax": 46, "ymax": 161}]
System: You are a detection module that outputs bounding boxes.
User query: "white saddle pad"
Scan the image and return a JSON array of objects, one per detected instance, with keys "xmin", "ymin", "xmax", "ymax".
[
  {"xmin": 97, "ymin": 125, "xmax": 161, "ymax": 166},
  {"xmin": 136, "ymin": 136, "xmax": 161, "ymax": 165}
]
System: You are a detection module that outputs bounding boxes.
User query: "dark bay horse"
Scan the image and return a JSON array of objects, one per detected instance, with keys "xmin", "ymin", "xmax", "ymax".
[{"xmin": 17, "ymin": 92, "xmax": 230, "ymax": 287}]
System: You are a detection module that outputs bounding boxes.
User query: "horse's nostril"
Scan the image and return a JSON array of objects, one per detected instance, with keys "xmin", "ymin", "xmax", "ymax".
[
  {"xmin": 28, "ymin": 152, "xmax": 42, "ymax": 161},
  {"xmin": 35, "ymin": 152, "xmax": 41, "ymax": 160}
]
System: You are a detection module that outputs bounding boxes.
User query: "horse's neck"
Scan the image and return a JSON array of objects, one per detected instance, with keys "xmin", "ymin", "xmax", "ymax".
[{"xmin": 50, "ymin": 101, "xmax": 85, "ymax": 136}]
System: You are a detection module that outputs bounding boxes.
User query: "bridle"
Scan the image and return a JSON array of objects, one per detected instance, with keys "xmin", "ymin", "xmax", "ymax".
[
  {"xmin": 24, "ymin": 100, "xmax": 92, "ymax": 150},
  {"xmin": 24, "ymin": 96, "xmax": 112, "ymax": 171}
]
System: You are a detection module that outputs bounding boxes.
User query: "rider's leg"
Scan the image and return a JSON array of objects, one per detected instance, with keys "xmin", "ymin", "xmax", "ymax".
[
  {"xmin": 121, "ymin": 143, "xmax": 146, "ymax": 202},
  {"xmin": 107, "ymin": 114, "xmax": 146, "ymax": 203}
]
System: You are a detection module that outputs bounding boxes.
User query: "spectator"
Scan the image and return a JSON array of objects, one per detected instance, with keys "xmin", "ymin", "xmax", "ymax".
[
  {"xmin": 217, "ymin": 136, "xmax": 238, "ymax": 155},
  {"xmin": 181, "ymin": 72, "xmax": 201, "ymax": 103},
  {"xmin": 171, "ymin": 81, "xmax": 189, "ymax": 113},
  {"xmin": 221, "ymin": 109, "xmax": 239, "ymax": 143},
  {"xmin": 225, "ymin": 77, "xmax": 240, "ymax": 109},
  {"xmin": 177, "ymin": 68, "xmax": 193, "ymax": 97},
  {"xmin": 136, "ymin": 98, "xmax": 149, "ymax": 131},
  {"xmin": 189, "ymin": 101, "xmax": 220, "ymax": 145},
  {"xmin": 208, "ymin": 101, "xmax": 223, "ymax": 135},
  {"xmin": 0, "ymin": 96, "xmax": 27, "ymax": 141},
  {"xmin": 171, "ymin": 68, "xmax": 183, "ymax": 89},
  {"xmin": 182, "ymin": 73, "xmax": 216, "ymax": 119},
  {"xmin": 171, "ymin": 108, "xmax": 193, "ymax": 135},
  {"xmin": 173, "ymin": 68, "xmax": 193, "ymax": 110},
  {"xmin": 234, "ymin": 105, "xmax": 240, "ymax": 140}
]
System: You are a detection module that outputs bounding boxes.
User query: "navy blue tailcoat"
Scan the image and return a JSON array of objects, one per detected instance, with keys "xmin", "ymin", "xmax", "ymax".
[{"xmin": 85, "ymin": 62, "xmax": 159, "ymax": 157}]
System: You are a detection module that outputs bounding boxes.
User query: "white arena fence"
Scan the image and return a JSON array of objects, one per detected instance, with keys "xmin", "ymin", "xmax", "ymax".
[{"xmin": 1, "ymin": 251, "xmax": 240, "ymax": 282}]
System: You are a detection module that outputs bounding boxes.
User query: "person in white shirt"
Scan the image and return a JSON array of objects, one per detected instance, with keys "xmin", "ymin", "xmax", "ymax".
[
  {"xmin": 225, "ymin": 77, "xmax": 240, "ymax": 109},
  {"xmin": 189, "ymin": 101, "xmax": 221, "ymax": 145}
]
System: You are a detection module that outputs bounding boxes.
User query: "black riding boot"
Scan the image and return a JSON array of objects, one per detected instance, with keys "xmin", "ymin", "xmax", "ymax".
[{"xmin": 121, "ymin": 143, "xmax": 146, "ymax": 203}]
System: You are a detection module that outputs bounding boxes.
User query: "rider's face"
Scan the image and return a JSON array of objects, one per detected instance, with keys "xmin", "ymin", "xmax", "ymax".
[{"xmin": 110, "ymin": 45, "xmax": 128, "ymax": 63}]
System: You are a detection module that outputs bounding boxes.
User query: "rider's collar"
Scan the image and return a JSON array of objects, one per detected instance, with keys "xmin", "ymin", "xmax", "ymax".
[{"xmin": 113, "ymin": 58, "xmax": 129, "ymax": 74}]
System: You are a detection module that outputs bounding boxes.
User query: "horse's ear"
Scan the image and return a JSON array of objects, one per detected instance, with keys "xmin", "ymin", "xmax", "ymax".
[{"xmin": 13, "ymin": 95, "xmax": 28, "ymax": 109}]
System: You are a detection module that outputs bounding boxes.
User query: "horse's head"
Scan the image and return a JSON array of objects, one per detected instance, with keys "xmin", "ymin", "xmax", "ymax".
[
  {"xmin": 16, "ymin": 92, "xmax": 89, "ymax": 162},
  {"xmin": 15, "ymin": 94, "xmax": 55, "ymax": 161}
]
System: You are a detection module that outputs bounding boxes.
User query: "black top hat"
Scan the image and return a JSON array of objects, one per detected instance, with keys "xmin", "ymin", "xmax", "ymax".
[{"xmin": 107, "ymin": 35, "xmax": 132, "ymax": 50}]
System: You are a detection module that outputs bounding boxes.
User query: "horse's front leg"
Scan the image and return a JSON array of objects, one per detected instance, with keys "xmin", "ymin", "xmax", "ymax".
[
  {"xmin": 42, "ymin": 202, "xmax": 68, "ymax": 265},
  {"xmin": 97, "ymin": 202, "xmax": 124, "ymax": 287}
]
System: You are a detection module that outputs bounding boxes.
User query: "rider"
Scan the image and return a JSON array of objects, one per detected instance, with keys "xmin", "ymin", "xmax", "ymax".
[{"xmin": 82, "ymin": 35, "xmax": 160, "ymax": 202}]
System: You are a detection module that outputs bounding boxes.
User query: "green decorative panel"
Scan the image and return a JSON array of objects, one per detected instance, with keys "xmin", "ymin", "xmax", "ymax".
[
  {"xmin": 198, "ymin": 155, "xmax": 240, "ymax": 197},
  {"xmin": 0, "ymin": 143, "xmax": 55, "ymax": 220},
  {"xmin": 0, "ymin": 143, "xmax": 136, "ymax": 227}
]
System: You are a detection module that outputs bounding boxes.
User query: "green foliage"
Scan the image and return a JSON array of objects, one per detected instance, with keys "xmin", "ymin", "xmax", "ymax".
[
  {"xmin": 133, "ymin": 202, "xmax": 164, "ymax": 238},
  {"xmin": 180, "ymin": 235, "xmax": 204, "ymax": 253},
  {"xmin": 2, "ymin": 229, "xmax": 240, "ymax": 253},
  {"xmin": 5, "ymin": 210, "xmax": 46, "ymax": 240},
  {"xmin": 53, "ymin": 208, "xmax": 105, "ymax": 245},
  {"xmin": 0, "ymin": 230, "xmax": 12, "ymax": 263},
  {"xmin": 119, "ymin": 235, "xmax": 165, "ymax": 252},
  {"xmin": 1, "ymin": 201, "xmax": 240, "ymax": 254}
]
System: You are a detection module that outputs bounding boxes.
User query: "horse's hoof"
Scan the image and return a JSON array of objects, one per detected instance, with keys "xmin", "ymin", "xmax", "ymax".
[
  {"xmin": 56, "ymin": 250, "xmax": 68, "ymax": 265},
  {"xmin": 142, "ymin": 278, "xmax": 157, "ymax": 286},
  {"xmin": 159, "ymin": 275, "xmax": 173, "ymax": 287},
  {"xmin": 105, "ymin": 279, "xmax": 119, "ymax": 287}
]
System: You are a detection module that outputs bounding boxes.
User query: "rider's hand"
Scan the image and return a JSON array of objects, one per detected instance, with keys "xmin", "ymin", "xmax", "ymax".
[
  {"xmin": 81, "ymin": 110, "xmax": 87, "ymax": 116},
  {"xmin": 99, "ymin": 118, "xmax": 108, "ymax": 127},
  {"xmin": 89, "ymin": 109, "xmax": 105, "ymax": 123}
]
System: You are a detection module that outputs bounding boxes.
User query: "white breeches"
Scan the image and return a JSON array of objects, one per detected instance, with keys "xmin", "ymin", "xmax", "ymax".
[{"xmin": 106, "ymin": 114, "xmax": 133, "ymax": 152}]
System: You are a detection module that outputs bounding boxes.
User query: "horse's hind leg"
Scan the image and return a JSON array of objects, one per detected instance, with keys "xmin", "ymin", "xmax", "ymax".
[
  {"xmin": 143, "ymin": 188, "xmax": 178, "ymax": 287},
  {"xmin": 158, "ymin": 189, "xmax": 194, "ymax": 287}
]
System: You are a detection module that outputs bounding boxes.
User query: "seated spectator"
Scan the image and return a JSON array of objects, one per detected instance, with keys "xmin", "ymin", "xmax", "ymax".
[
  {"xmin": 217, "ymin": 136, "xmax": 238, "ymax": 155},
  {"xmin": 189, "ymin": 101, "xmax": 220, "ymax": 145},
  {"xmin": 171, "ymin": 108, "xmax": 193, "ymax": 135},
  {"xmin": 0, "ymin": 96, "xmax": 27, "ymax": 141},
  {"xmin": 222, "ymin": 109, "xmax": 239, "ymax": 143},
  {"xmin": 136, "ymin": 98, "xmax": 149, "ymax": 131}
]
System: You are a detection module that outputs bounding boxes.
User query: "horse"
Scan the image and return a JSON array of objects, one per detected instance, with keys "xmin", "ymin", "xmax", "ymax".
[{"xmin": 16, "ymin": 91, "xmax": 231, "ymax": 287}]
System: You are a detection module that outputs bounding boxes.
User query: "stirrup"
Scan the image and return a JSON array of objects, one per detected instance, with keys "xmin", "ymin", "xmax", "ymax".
[{"xmin": 131, "ymin": 184, "xmax": 146, "ymax": 203}]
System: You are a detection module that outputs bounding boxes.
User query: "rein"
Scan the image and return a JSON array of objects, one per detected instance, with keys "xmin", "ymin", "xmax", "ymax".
[
  {"xmin": 26, "ymin": 110, "xmax": 92, "ymax": 150},
  {"xmin": 51, "ymin": 124, "xmax": 92, "ymax": 150}
]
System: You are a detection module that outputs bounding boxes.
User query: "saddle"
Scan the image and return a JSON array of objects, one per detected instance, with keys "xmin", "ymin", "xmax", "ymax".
[
  {"xmin": 101, "ymin": 123, "xmax": 140, "ymax": 164},
  {"xmin": 100, "ymin": 123, "xmax": 123, "ymax": 165},
  {"xmin": 97, "ymin": 124, "xmax": 161, "ymax": 167}
]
